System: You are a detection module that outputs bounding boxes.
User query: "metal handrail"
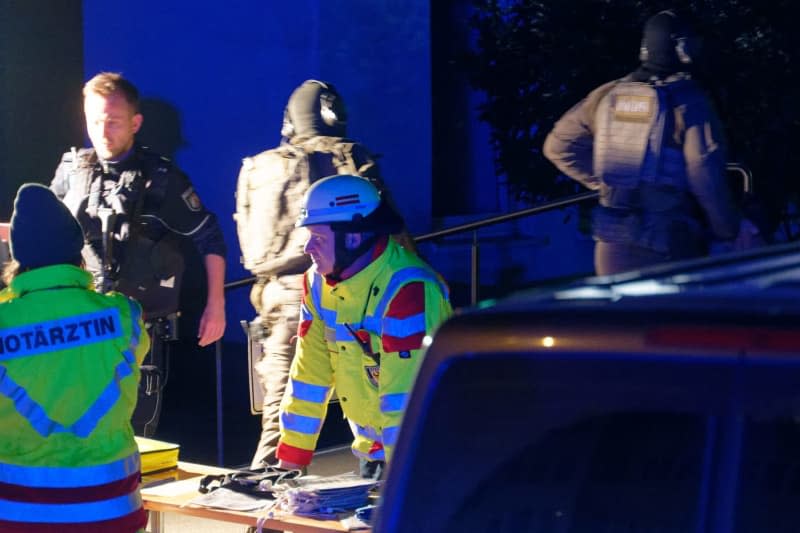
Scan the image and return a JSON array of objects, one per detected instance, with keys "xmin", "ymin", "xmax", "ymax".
[
  {"xmin": 214, "ymin": 162, "xmax": 753, "ymax": 465},
  {"xmin": 224, "ymin": 163, "xmax": 753, "ymax": 303},
  {"xmin": 224, "ymin": 275, "xmax": 259, "ymax": 291},
  {"xmin": 414, "ymin": 191, "xmax": 599, "ymax": 243},
  {"xmin": 726, "ymin": 162, "xmax": 753, "ymax": 194},
  {"xmin": 415, "ymin": 190, "xmax": 600, "ymax": 305},
  {"xmin": 222, "ymin": 190, "xmax": 601, "ymax": 296}
]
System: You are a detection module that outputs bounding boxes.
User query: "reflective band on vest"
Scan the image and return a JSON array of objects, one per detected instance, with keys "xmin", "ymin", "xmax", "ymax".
[
  {"xmin": 324, "ymin": 323, "xmax": 364, "ymax": 343},
  {"xmin": 309, "ymin": 273, "xmax": 335, "ymax": 326},
  {"xmin": 300, "ymin": 301, "xmax": 313, "ymax": 322},
  {"xmin": 351, "ymin": 422, "xmax": 380, "ymax": 442},
  {"xmin": 361, "ymin": 267, "xmax": 447, "ymax": 334},
  {"xmin": 381, "ymin": 312, "xmax": 426, "ymax": 338},
  {"xmin": 365, "ymin": 448, "xmax": 385, "ymax": 461},
  {"xmin": 380, "ymin": 392, "xmax": 407, "ymax": 414},
  {"xmin": 0, "ymin": 301, "xmax": 142, "ymax": 438},
  {"xmin": 289, "ymin": 379, "xmax": 331, "ymax": 404},
  {"xmin": 0, "ymin": 491, "xmax": 142, "ymax": 523},
  {"xmin": 382, "ymin": 425, "xmax": 400, "ymax": 447},
  {"xmin": 281, "ymin": 412, "xmax": 324, "ymax": 435},
  {"xmin": 349, "ymin": 422, "xmax": 388, "ymax": 461},
  {"xmin": 351, "ymin": 446, "xmax": 386, "ymax": 462},
  {"xmin": 0, "ymin": 453, "xmax": 140, "ymax": 488},
  {"xmin": 0, "ymin": 308, "xmax": 123, "ymax": 361},
  {"xmin": 310, "ymin": 267, "xmax": 447, "ymax": 339}
]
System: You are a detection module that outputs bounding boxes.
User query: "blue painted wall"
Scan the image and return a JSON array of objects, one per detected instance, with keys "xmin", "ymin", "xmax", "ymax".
[{"xmin": 82, "ymin": 0, "xmax": 432, "ymax": 339}]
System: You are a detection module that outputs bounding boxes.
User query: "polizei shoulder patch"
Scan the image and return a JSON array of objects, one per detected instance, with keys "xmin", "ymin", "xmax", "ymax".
[{"xmin": 181, "ymin": 187, "xmax": 202, "ymax": 211}]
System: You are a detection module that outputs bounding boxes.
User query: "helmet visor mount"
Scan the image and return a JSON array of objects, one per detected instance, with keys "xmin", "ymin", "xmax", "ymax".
[
  {"xmin": 297, "ymin": 174, "xmax": 382, "ymax": 228},
  {"xmin": 298, "ymin": 175, "xmax": 404, "ymax": 278}
]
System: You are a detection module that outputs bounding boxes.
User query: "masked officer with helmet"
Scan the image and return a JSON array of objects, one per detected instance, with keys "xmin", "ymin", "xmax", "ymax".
[
  {"xmin": 0, "ymin": 183, "xmax": 149, "ymax": 532},
  {"xmin": 544, "ymin": 10, "xmax": 755, "ymax": 275},
  {"xmin": 236, "ymin": 80, "xmax": 412, "ymax": 470},
  {"xmin": 274, "ymin": 174, "xmax": 451, "ymax": 479}
]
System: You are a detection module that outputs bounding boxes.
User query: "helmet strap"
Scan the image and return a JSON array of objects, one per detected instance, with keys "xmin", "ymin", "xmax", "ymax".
[{"xmin": 329, "ymin": 231, "xmax": 378, "ymax": 281}]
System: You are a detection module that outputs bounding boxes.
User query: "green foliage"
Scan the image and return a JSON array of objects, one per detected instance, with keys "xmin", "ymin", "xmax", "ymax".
[{"xmin": 468, "ymin": 0, "xmax": 800, "ymax": 229}]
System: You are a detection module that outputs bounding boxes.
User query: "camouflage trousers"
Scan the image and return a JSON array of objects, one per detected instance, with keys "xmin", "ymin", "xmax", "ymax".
[{"xmin": 249, "ymin": 274, "xmax": 303, "ymax": 469}]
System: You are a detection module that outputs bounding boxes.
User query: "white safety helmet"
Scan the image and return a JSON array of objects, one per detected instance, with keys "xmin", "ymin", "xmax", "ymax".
[{"xmin": 297, "ymin": 174, "xmax": 382, "ymax": 228}]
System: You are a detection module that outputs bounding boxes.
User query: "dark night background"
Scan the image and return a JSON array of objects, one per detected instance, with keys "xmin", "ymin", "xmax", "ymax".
[{"xmin": 1, "ymin": 0, "xmax": 798, "ymax": 466}]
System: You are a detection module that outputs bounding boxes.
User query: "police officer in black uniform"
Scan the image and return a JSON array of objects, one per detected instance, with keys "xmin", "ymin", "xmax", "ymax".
[{"xmin": 51, "ymin": 72, "xmax": 227, "ymax": 436}]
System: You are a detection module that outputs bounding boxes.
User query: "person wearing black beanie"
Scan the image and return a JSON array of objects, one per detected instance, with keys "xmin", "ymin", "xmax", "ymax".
[
  {"xmin": 544, "ymin": 10, "xmax": 756, "ymax": 275},
  {"xmin": 0, "ymin": 185, "xmax": 150, "ymax": 532},
  {"xmin": 9, "ymin": 183, "xmax": 84, "ymax": 271}
]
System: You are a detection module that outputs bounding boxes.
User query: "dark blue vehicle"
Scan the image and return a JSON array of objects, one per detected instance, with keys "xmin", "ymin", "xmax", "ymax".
[{"xmin": 376, "ymin": 241, "xmax": 800, "ymax": 533}]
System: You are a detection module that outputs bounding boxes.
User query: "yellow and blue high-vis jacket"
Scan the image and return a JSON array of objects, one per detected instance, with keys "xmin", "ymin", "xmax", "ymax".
[
  {"xmin": 0, "ymin": 264, "xmax": 149, "ymax": 532},
  {"xmin": 276, "ymin": 237, "xmax": 452, "ymax": 466}
]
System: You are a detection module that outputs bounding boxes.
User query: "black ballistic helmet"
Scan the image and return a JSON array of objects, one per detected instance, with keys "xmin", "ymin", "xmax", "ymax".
[{"xmin": 639, "ymin": 10, "xmax": 699, "ymax": 73}]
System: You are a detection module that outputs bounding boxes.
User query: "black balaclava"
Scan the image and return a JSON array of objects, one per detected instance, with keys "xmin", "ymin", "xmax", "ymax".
[
  {"xmin": 636, "ymin": 10, "xmax": 695, "ymax": 80},
  {"xmin": 282, "ymin": 80, "xmax": 347, "ymax": 140}
]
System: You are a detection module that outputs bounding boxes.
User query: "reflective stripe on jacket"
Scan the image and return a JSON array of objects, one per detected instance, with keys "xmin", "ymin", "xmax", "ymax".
[
  {"xmin": 0, "ymin": 264, "xmax": 149, "ymax": 531},
  {"xmin": 277, "ymin": 238, "xmax": 452, "ymax": 466}
]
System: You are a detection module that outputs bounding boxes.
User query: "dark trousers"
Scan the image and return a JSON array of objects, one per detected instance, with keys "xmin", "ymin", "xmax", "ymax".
[
  {"xmin": 359, "ymin": 458, "xmax": 385, "ymax": 480},
  {"xmin": 132, "ymin": 333, "xmax": 168, "ymax": 437}
]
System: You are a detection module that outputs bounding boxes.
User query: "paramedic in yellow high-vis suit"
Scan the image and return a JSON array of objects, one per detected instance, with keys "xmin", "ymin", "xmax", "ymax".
[{"xmin": 275, "ymin": 175, "xmax": 452, "ymax": 479}]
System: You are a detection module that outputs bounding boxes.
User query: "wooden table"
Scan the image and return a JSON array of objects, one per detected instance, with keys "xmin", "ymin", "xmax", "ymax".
[{"xmin": 141, "ymin": 461, "xmax": 362, "ymax": 533}]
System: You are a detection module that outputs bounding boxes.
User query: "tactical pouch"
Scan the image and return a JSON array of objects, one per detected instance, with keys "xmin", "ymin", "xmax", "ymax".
[
  {"xmin": 198, "ymin": 466, "xmax": 302, "ymax": 499},
  {"xmin": 132, "ymin": 364, "xmax": 164, "ymax": 438},
  {"xmin": 132, "ymin": 319, "xmax": 176, "ymax": 438},
  {"xmin": 242, "ymin": 318, "xmax": 267, "ymax": 415},
  {"xmin": 594, "ymin": 80, "xmax": 668, "ymax": 189},
  {"xmin": 115, "ymin": 234, "xmax": 184, "ymax": 319}
]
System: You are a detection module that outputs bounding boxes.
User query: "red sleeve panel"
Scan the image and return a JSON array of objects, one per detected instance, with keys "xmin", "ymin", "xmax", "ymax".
[
  {"xmin": 276, "ymin": 442, "xmax": 314, "ymax": 467},
  {"xmin": 381, "ymin": 282, "xmax": 426, "ymax": 353}
]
